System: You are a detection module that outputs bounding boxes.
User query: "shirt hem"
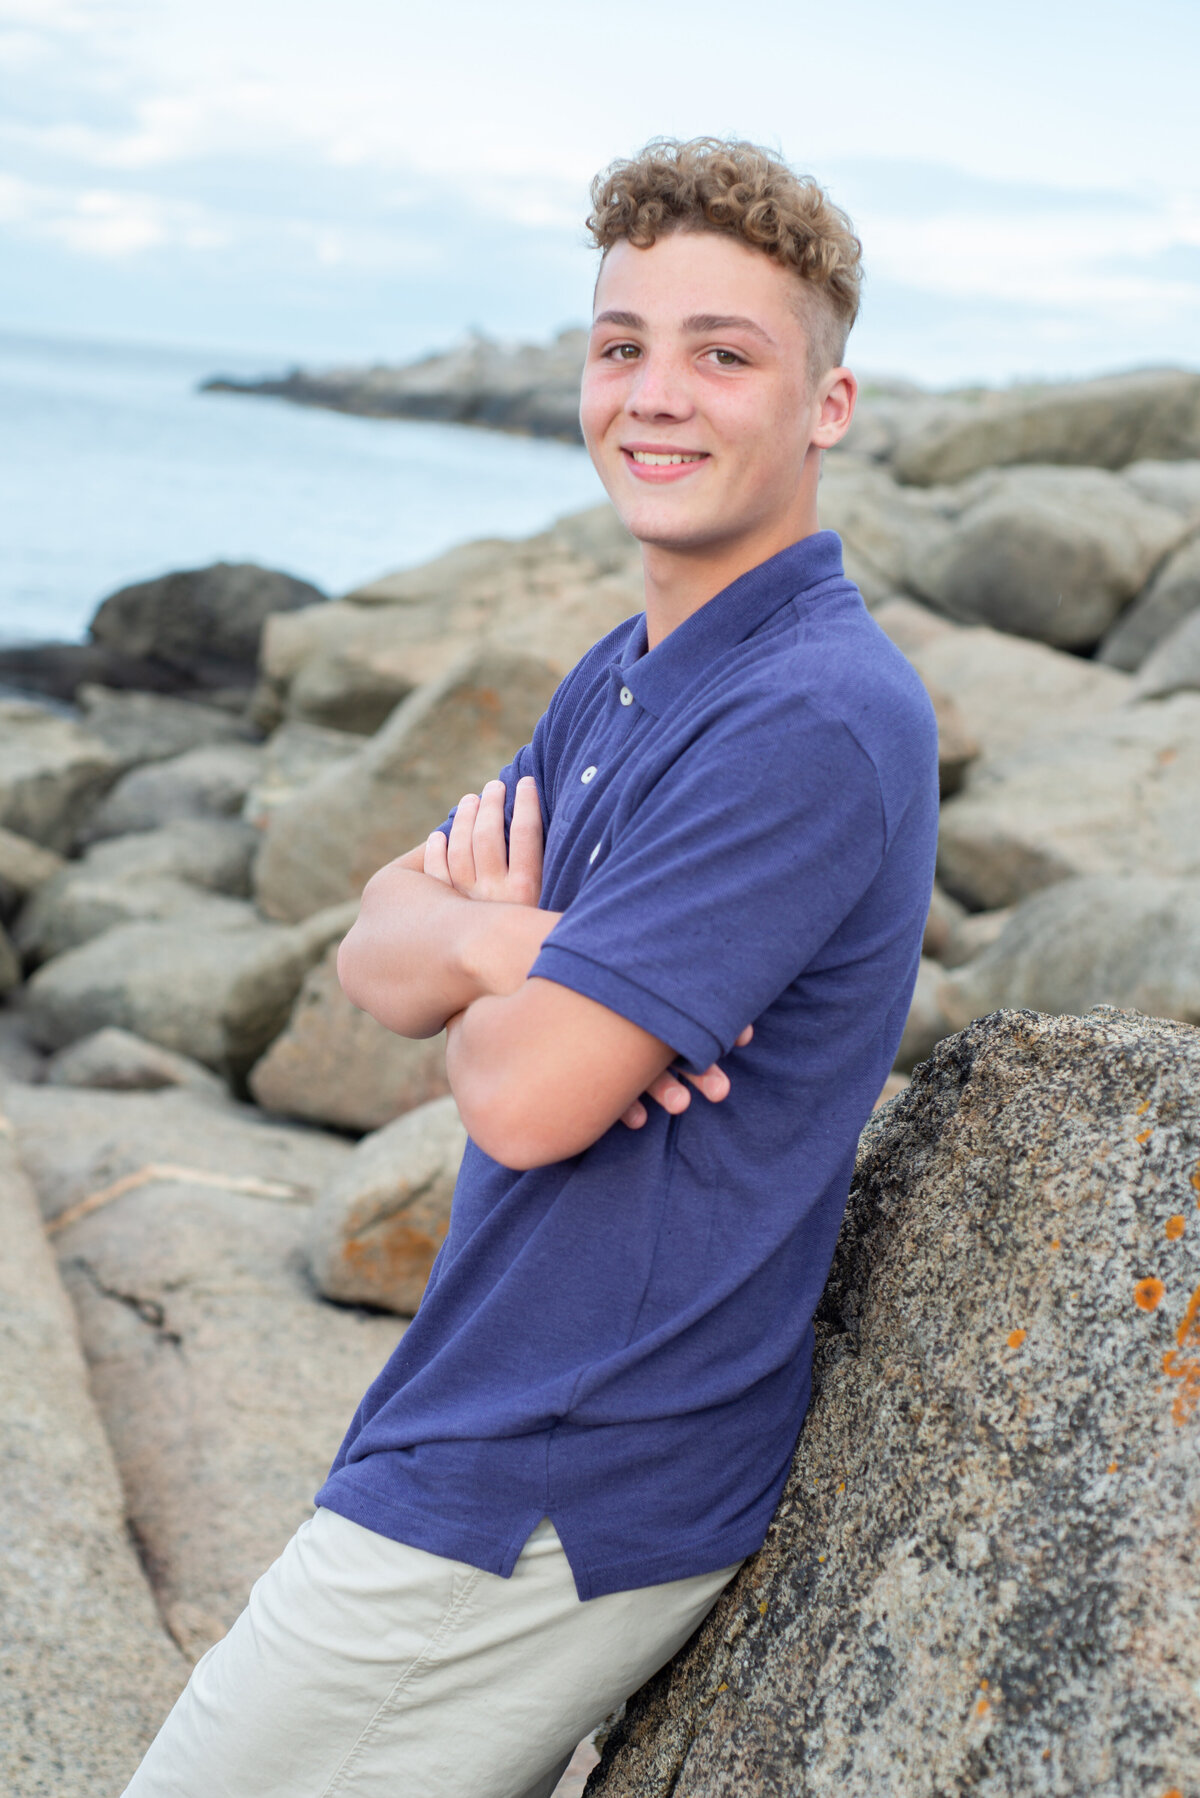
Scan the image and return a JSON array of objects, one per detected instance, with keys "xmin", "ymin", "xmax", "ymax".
[{"xmin": 317, "ymin": 1469, "xmax": 768, "ymax": 1602}]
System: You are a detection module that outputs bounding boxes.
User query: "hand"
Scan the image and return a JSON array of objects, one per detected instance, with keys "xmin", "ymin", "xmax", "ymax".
[
  {"xmin": 425, "ymin": 776, "xmax": 543, "ymax": 907},
  {"xmin": 620, "ymin": 1024, "xmax": 754, "ymax": 1130}
]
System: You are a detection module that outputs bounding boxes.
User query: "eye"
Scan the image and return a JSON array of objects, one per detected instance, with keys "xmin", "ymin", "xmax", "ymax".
[
  {"xmin": 603, "ymin": 342, "xmax": 641, "ymax": 361},
  {"xmin": 707, "ymin": 347, "xmax": 746, "ymax": 367}
]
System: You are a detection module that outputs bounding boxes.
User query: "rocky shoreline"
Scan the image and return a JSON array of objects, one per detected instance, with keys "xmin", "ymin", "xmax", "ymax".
[{"xmin": 3, "ymin": 362, "xmax": 1200, "ymax": 1794}]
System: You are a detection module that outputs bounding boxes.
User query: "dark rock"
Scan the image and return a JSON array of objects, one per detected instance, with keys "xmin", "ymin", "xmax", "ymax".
[
  {"xmin": 89, "ymin": 561, "xmax": 326, "ymax": 687},
  {"xmin": 589, "ymin": 1008, "xmax": 1200, "ymax": 1797}
]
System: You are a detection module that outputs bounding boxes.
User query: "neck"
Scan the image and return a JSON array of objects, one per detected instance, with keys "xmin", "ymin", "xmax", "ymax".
[{"xmin": 640, "ymin": 449, "xmax": 822, "ymax": 650}]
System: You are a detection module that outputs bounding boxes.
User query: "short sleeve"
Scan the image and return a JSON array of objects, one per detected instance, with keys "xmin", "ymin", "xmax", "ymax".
[{"xmin": 529, "ymin": 698, "xmax": 886, "ymax": 1073}]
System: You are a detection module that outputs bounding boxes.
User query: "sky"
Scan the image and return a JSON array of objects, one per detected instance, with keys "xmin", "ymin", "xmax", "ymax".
[{"xmin": 1, "ymin": 0, "xmax": 1198, "ymax": 387}]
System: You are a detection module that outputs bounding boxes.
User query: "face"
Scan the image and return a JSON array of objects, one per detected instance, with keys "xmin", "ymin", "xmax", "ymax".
[{"xmin": 580, "ymin": 230, "xmax": 854, "ymax": 559}]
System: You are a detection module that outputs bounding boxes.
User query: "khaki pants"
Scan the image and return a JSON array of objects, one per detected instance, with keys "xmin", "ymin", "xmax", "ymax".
[{"xmin": 123, "ymin": 1508, "xmax": 740, "ymax": 1798}]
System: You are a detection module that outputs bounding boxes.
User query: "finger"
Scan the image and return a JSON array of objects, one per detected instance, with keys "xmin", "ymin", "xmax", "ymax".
[
  {"xmin": 644, "ymin": 1071, "xmax": 692, "ymax": 1115},
  {"xmin": 446, "ymin": 793, "xmax": 480, "ymax": 890},
  {"xmin": 735, "ymin": 1024, "xmax": 754, "ymax": 1048},
  {"xmin": 682, "ymin": 1064, "xmax": 731, "ymax": 1104},
  {"xmin": 507, "ymin": 775, "xmax": 544, "ymax": 905},
  {"xmin": 619, "ymin": 1100, "xmax": 648, "ymax": 1130},
  {"xmin": 472, "ymin": 780, "xmax": 510, "ymax": 886},
  {"xmin": 424, "ymin": 828, "xmax": 453, "ymax": 886}
]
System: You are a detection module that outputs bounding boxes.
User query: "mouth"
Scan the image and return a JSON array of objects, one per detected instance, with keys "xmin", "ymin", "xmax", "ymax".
[{"xmin": 621, "ymin": 446, "xmax": 709, "ymax": 482}]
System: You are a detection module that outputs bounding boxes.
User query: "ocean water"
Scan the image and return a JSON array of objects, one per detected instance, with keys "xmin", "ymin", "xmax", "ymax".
[{"xmin": 0, "ymin": 330, "xmax": 605, "ymax": 645}]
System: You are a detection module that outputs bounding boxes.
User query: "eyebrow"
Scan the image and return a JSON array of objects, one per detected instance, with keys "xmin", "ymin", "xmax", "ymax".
[{"xmin": 592, "ymin": 308, "xmax": 777, "ymax": 346}]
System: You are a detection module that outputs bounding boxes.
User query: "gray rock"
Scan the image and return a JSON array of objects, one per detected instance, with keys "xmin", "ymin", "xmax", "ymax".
[
  {"xmin": 0, "ymin": 1132, "xmax": 187, "ymax": 1792},
  {"xmin": 941, "ymin": 875, "xmax": 1200, "ymax": 1029},
  {"xmin": 904, "ymin": 622, "xmax": 1130, "ymax": 764},
  {"xmin": 1099, "ymin": 529, "xmax": 1200, "ymax": 671},
  {"xmin": 308, "ymin": 1095, "xmax": 467, "ymax": 1315},
  {"xmin": 921, "ymin": 884, "xmax": 967, "ymax": 962},
  {"xmin": 590, "ymin": 1007, "xmax": 1200, "ymax": 1797},
  {"xmin": 89, "ymin": 560, "xmax": 326, "ymax": 683},
  {"xmin": 253, "ymin": 505, "xmax": 639, "ymax": 735},
  {"xmin": 79, "ymin": 740, "xmax": 265, "ymax": 844},
  {"xmin": 906, "ymin": 465, "xmax": 1185, "ymax": 647},
  {"xmin": 77, "ymin": 682, "xmax": 259, "ymax": 768},
  {"xmin": 45, "ymin": 1026, "xmax": 229, "ymax": 1096},
  {"xmin": 14, "ymin": 866, "xmax": 256, "ymax": 966},
  {"xmin": 936, "ymin": 692, "xmax": 1200, "ymax": 909},
  {"xmin": 241, "ymin": 719, "xmax": 363, "ymax": 828},
  {"xmin": 941, "ymin": 905, "xmax": 1014, "ymax": 970},
  {"xmin": 249, "ymin": 942, "xmax": 449, "ymax": 1132},
  {"xmin": 0, "ymin": 698, "xmax": 120, "ymax": 851},
  {"xmin": 0, "ymin": 1010, "xmax": 45, "ymax": 1082},
  {"xmin": 73, "ymin": 815, "xmax": 259, "ymax": 896},
  {"xmin": 1131, "ymin": 605, "xmax": 1200, "ymax": 700},
  {"xmin": 3, "ymin": 1082, "xmax": 399, "ymax": 1662},
  {"xmin": 254, "ymin": 649, "xmax": 561, "ymax": 922},
  {"xmin": 0, "ymin": 823, "xmax": 65, "ymax": 919},
  {"xmin": 0, "ymin": 919, "xmax": 19, "ymax": 993},
  {"xmin": 893, "ymin": 957, "xmax": 956, "ymax": 1072},
  {"xmin": 23, "ymin": 912, "xmax": 321, "ymax": 1076},
  {"xmin": 891, "ymin": 365, "xmax": 1200, "ymax": 485},
  {"xmin": 1121, "ymin": 457, "xmax": 1200, "ymax": 521},
  {"xmin": 815, "ymin": 458, "xmax": 957, "ymax": 605},
  {"xmin": 871, "ymin": 594, "xmax": 961, "ymax": 657}
]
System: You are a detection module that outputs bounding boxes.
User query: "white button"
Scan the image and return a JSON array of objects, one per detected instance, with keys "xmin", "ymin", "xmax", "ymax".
[
  {"xmin": 580, "ymin": 765, "xmax": 597, "ymax": 784},
  {"xmin": 619, "ymin": 685, "xmax": 633, "ymax": 706},
  {"xmin": 589, "ymin": 842, "xmax": 601, "ymax": 864}
]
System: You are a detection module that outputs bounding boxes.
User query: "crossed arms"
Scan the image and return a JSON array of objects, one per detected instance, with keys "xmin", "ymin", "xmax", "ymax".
[{"xmin": 337, "ymin": 775, "xmax": 749, "ymax": 1170}]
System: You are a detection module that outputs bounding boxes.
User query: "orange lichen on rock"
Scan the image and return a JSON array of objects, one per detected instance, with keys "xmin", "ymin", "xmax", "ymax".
[
  {"xmin": 1006, "ymin": 1329, "xmax": 1026, "ymax": 1349},
  {"xmin": 1163, "ymin": 1282, "xmax": 1200, "ymax": 1425},
  {"xmin": 1135, "ymin": 1128, "xmax": 1153, "ymax": 1145},
  {"xmin": 1165, "ymin": 1215, "xmax": 1186, "ymax": 1241},
  {"xmin": 1135, "ymin": 1278, "xmax": 1166, "ymax": 1312},
  {"xmin": 1191, "ymin": 1159, "xmax": 1200, "ymax": 1199},
  {"xmin": 1049, "ymin": 1237, "xmax": 1061, "ymax": 1250},
  {"xmin": 1107, "ymin": 1461, "xmax": 1118, "ymax": 1474},
  {"xmin": 974, "ymin": 1697, "xmax": 991, "ymax": 1718},
  {"xmin": 1135, "ymin": 1099, "xmax": 1151, "ymax": 1116}
]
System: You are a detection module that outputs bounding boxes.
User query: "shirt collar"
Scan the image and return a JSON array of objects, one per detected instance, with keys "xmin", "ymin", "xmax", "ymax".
[{"xmin": 616, "ymin": 530, "xmax": 847, "ymax": 718}]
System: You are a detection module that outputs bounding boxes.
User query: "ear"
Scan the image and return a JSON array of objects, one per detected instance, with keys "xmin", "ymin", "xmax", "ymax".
[{"xmin": 809, "ymin": 367, "xmax": 857, "ymax": 450}]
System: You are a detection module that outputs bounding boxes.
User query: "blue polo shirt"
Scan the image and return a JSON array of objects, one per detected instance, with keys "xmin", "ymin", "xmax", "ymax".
[{"xmin": 317, "ymin": 530, "xmax": 939, "ymax": 1600}]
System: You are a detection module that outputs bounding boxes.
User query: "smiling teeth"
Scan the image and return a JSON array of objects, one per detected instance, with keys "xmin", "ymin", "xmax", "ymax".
[{"xmin": 630, "ymin": 451, "xmax": 703, "ymax": 465}]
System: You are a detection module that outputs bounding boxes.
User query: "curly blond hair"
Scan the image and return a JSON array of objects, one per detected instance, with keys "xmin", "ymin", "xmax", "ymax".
[{"xmin": 587, "ymin": 137, "xmax": 862, "ymax": 375}]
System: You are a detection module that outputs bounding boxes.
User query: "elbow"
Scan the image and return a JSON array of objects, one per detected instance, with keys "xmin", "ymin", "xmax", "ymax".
[{"xmin": 452, "ymin": 1083, "xmax": 588, "ymax": 1171}]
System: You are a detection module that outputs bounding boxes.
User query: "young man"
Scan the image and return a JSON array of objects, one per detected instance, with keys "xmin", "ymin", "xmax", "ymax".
[{"xmin": 125, "ymin": 138, "xmax": 939, "ymax": 1798}]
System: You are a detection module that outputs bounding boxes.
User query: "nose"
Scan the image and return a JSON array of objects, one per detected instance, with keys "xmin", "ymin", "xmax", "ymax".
[{"xmin": 626, "ymin": 349, "xmax": 695, "ymax": 422}]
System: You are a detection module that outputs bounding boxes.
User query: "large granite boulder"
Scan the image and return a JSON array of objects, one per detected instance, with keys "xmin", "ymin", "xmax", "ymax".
[
  {"xmin": 79, "ymin": 740, "xmax": 264, "ymax": 844},
  {"xmin": 905, "ymin": 466, "xmax": 1185, "ymax": 648},
  {"xmin": 15, "ymin": 863, "xmax": 255, "ymax": 966},
  {"xmin": 3, "ymin": 1082, "xmax": 400, "ymax": 1662},
  {"xmin": 22, "ymin": 905, "xmax": 351, "ymax": 1077},
  {"xmin": 89, "ymin": 560, "xmax": 326, "ymax": 690},
  {"xmin": 891, "ymin": 366, "xmax": 1200, "ymax": 485},
  {"xmin": 589, "ymin": 1007, "xmax": 1200, "ymax": 1796},
  {"xmin": 1099, "ymin": 529, "xmax": 1200, "ymax": 671},
  {"xmin": 0, "ymin": 699, "xmax": 120, "ymax": 851},
  {"xmin": 308, "ymin": 1095, "xmax": 467, "ymax": 1315},
  {"xmin": 935, "ymin": 692, "xmax": 1200, "ymax": 909},
  {"xmin": 898, "ymin": 619, "xmax": 1130, "ymax": 764},
  {"xmin": 253, "ymin": 506, "xmax": 638, "ymax": 734},
  {"xmin": 942, "ymin": 874, "xmax": 1200, "ymax": 1030},
  {"xmin": 1122, "ymin": 457, "xmax": 1200, "ymax": 521},
  {"xmin": 0, "ymin": 1133, "xmax": 187, "ymax": 1793},
  {"xmin": 249, "ymin": 942, "xmax": 449, "ymax": 1132},
  {"xmin": 254, "ymin": 649, "xmax": 561, "ymax": 922}
]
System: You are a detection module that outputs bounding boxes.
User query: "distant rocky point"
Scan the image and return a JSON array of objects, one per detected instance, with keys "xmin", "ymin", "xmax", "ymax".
[{"xmin": 202, "ymin": 328, "xmax": 592, "ymax": 443}]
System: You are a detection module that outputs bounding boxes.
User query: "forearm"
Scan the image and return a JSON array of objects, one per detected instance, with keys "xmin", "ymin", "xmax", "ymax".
[{"xmin": 337, "ymin": 862, "xmax": 561, "ymax": 1037}]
